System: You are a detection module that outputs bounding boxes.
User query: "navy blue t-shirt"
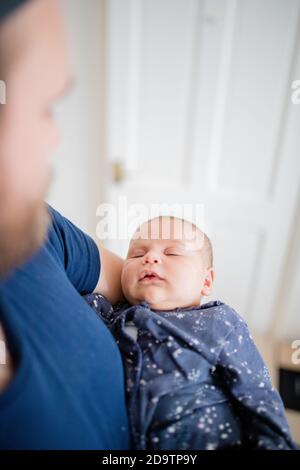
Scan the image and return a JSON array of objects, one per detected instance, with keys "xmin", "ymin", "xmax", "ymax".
[{"xmin": 0, "ymin": 206, "xmax": 130, "ymax": 449}]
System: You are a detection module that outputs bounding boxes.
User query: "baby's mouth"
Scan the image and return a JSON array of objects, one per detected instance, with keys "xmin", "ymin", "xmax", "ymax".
[{"xmin": 138, "ymin": 270, "xmax": 164, "ymax": 282}]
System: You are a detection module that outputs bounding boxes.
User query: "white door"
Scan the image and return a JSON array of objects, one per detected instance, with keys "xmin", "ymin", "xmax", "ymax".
[{"xmin": 103, "ymin": 0, "xmax": 300, "ymax": 334}]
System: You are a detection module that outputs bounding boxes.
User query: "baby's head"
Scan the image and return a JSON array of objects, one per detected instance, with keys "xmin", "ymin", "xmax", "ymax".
[{"xmin": 121, "ymin": 216, "xmax": 214, "ymax": 311}]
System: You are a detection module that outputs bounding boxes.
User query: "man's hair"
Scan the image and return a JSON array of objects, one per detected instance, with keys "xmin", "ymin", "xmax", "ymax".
[
  {"xmin": 0, "ymin": 0, "xmax": 29, "ymax": 77},
  {"xmin": 0, "ymin": 0, "xmax": 29, "ymax": 22}
]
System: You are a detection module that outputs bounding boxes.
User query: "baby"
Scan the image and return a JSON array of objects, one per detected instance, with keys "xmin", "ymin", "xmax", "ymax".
[{"xmin": 85, "ymin": 216, "xmax": 296, "ymax": 450}]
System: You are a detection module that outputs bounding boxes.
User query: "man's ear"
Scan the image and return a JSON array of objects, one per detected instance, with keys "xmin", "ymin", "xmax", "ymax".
[{"xmin": 201, "ymin": 268, "xmax": 215, "ymax": 296}]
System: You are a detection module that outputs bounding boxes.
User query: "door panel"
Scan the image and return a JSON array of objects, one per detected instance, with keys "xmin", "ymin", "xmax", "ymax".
[{"xmin": 104, "ymin": 0, "xmax": 300, "ymax": 334}]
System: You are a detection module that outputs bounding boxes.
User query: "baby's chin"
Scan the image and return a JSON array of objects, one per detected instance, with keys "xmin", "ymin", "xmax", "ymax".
[
  {"xmin": 123, "ymin": 291, "xmax": 182, "ymax": 311},
  {"xmin": 123, "ymin": 289, "xmax": 166, "ymax": 309},
  {"xmin": 123, "ymin": 288, "xmax": 202, "ymax": 311}
]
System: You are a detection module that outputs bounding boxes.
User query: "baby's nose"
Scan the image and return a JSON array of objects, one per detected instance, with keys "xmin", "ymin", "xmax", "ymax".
[{"xmin": 142, "ymin": 253, "xmax": 162, "ymax": 264}]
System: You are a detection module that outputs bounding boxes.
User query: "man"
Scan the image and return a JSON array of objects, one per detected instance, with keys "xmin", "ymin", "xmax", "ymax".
[{"xmin": 0, "ymin": 0, "xmax": 130, "ymax": 449}]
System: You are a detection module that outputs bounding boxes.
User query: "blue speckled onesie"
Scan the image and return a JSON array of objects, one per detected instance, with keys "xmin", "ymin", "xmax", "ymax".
[{"xmin": 84, "ymin": 294, "xmax": 297, "ymax": 450}]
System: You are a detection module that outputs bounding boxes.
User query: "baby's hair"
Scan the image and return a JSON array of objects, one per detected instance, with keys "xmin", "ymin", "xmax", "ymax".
[
  {"xmin": 202, "ymin": 231, "xmax": 213, "ymax": 269},
  {"xmin": 134, "ymin": 215, "xmax": 213, "ymax": 269}
]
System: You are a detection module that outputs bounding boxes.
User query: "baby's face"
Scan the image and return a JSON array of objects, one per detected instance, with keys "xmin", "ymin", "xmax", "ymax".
[{"xmin": 121, "ymin": 218, "xmax": 214, "ymax": 311}]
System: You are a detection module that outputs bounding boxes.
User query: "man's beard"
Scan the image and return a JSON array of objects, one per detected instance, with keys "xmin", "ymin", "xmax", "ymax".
[{"xmin": 0, "ymin": 199, "xmax": 50, "ymax": 280}]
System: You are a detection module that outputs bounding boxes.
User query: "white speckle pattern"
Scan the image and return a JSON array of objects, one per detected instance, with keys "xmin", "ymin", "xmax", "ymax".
[{"xmin": 85, "ymin": 295, "xmax": 296, "ymax": 451}]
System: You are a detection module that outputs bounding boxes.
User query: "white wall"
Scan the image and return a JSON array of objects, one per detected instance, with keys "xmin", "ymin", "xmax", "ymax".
[
  {"xmin": 275, "ymin": 202, "xmax": 300, "ymax": 339},
  {"xmin": 104, "ymin": 0, "xmax": 300, "ymax": 339},
  {"xmin": 47, "ymin": 0, "xmax": 106, "ymax": 237}
]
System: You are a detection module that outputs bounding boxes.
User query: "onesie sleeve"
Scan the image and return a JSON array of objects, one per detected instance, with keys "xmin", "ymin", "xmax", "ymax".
[{"xmin": 216, "ymin": 319, "xmax": 297, "ymax": 449}]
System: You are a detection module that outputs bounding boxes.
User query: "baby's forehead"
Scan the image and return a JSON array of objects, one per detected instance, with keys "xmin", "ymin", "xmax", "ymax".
[
  {"xmin": 128, "ymin": 238, "xmax": 203, "ymax": 251},
  {"xmin": 131, "ymin": 217, "xmax": 204, "ymax": 242},
  {"xmin": 129, "ymin": 218, "xmax": 205, "ymax": 249}
]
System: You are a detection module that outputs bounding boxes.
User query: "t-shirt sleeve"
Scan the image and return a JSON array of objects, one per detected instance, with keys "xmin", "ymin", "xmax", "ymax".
[
  {"xmin": 216, "ymin": 318, "xmax": 297, "ymax": 449},
  {"xmin": 46, "ymin": 205, "xmax": 100, "ymax": 295}
]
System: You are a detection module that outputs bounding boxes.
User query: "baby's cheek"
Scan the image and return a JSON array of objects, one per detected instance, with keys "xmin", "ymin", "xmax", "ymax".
[
  {"xmin": 120, "ymin": 270, "xmax": 130, "ymax": 294},
  {"xmin": 172, "ymin": 269, "xmax": 187, "ymax": 285},
  {"xmin": 122, "ymin": 279, "xmax": 134, "ymax": 303},
  {"xmin": 122, "ymin": 267, "xmax": 136, "ymax": 294},
  {"xmin": 175, "ymin": 273, "xmax": 194, "ymax": 295}
]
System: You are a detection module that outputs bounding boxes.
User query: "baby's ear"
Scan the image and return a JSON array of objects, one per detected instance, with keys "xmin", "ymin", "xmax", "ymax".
[{"xmin": 201, "ymin": 268, "xmax": 215, "ymax": 296}]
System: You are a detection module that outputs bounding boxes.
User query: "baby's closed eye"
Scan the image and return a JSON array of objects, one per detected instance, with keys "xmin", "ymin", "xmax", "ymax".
[
  {"xmin": 128, "ymin": 251, "xmax": 145, "ymax": 258},
  {"xmin": 164, "ymin": 248, "xmax": 187, "ymax": 256}
]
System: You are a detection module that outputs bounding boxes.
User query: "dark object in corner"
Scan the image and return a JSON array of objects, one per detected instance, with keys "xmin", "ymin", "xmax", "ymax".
[{"xmin": 279, "ymin": 368, "xmax": 300, "ymax": 412}]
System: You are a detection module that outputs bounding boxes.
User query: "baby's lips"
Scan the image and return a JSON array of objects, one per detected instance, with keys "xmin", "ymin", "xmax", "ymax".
[{"xmin": 138, "ymin": 269, "xmax": 164, "ymax": 281}]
